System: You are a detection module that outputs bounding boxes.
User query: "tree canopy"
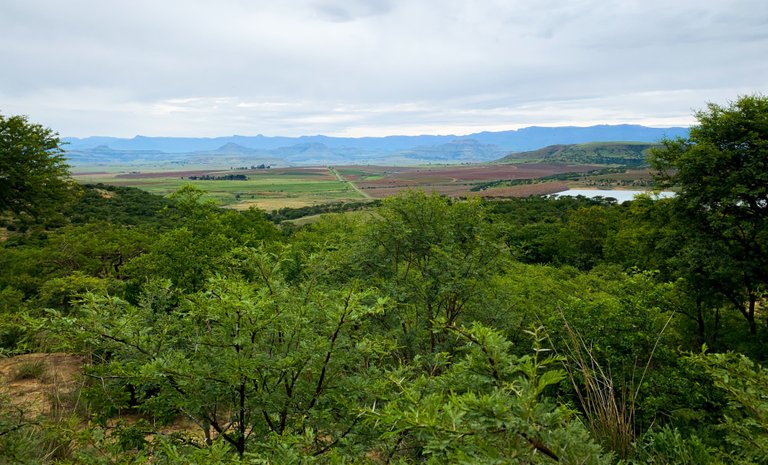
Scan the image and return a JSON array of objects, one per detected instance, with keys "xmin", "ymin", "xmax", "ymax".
[
  {"xmin": 650, "ymin": 94, "xmax": 768, "ymax": 335},
  {"xmin": 0, "ymin": 113, "xmax": 76, "ymax": 222}
]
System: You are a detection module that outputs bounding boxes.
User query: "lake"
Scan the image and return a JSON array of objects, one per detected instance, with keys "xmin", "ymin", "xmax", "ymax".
[{"xmin": 551, "ymin": 189, "xmax": 675, "ymax": 203}]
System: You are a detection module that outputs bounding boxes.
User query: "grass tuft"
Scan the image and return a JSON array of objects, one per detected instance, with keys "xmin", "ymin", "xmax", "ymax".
[
  {"xmin": 559, "ymin": 319, "xmax": 636, "ymax": 458},
  {"xmin": 11, "ymin": 359, "xmax": 50, "ymax": 382}
]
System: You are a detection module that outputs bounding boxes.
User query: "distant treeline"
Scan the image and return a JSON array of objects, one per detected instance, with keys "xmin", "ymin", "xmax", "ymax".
[
  {"xmin": 187, "ymin": 174, "xmax": 248, "ymax": 181},
  {"xmin": 470, "ymin": 167, "xmax": 626, "ymax": 191},
  {"xmin": 265, "ymin": 199, "xmax": 381, "ymax": 223},
  {"xmin": 233, "ymin": 164, "xmax": 271, "ymax": 170}
]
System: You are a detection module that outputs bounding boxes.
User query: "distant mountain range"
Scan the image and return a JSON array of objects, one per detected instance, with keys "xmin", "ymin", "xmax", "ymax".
[{"xmin": 63, "ymin": 125, "xmax": 688, "ymax": 167}]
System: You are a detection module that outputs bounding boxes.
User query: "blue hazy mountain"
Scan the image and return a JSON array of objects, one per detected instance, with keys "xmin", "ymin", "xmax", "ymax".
[
  {"xmin": 398, "ymin": 139, "xmax": 505, "ymax": 162},
  {"xmin": 63, "ymin": 124, "xmax": 689, "ymax": 166}
]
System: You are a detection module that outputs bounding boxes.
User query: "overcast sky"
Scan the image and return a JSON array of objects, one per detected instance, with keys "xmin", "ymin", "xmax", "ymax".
[{"xmin": 2, "ymin": 0, "xmax": 767, "ymax": 138}]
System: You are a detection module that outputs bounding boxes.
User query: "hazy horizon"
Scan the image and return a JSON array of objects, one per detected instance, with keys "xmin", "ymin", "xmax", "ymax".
[{"xmin": 62, "ymin": 122, "xmax": 690, "ymax": 141}]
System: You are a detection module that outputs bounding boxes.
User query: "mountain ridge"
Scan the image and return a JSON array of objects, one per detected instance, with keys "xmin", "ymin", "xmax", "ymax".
[{"xmin": 63, "ymin": 125, "xmax": 688, "ymax": 166}]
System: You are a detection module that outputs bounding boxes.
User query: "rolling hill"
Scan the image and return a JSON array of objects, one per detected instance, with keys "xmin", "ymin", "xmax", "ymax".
[{"xmin": 495, "ymin": 142, "xmax": 658, "ymax": 166}]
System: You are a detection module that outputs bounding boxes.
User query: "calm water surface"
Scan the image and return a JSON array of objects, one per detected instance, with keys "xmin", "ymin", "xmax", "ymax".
[{"xmin": 551, "ymin": 189, "xmax": 675, "ymax": 203}]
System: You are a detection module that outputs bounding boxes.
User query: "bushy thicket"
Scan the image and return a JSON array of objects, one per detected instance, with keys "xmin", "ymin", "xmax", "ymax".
[
  {"xmin": 1, "ymin": 186, "xmax": 766, "ymax": 463},
  {"xmin": 2, "ymin": 97, "xmax": 768, "ymax": 463}
]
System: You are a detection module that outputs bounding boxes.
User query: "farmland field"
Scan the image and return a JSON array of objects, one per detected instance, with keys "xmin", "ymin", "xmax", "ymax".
[
  {"xmin": 336, "ymin": 163, "xmax": 604, "ymax": 198},
  {"xmin": 73, "ymin": 167, "xmax": 366, "ymax": 210},
  {"xmin": 73, "ymin": 163, "xmax": 647, "ymax": 211}
]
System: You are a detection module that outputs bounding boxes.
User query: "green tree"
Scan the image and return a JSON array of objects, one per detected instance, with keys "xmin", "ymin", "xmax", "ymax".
[
  {"xmin": 125, "ymin": 185, "xmax": 280, "ymax": 293},
  {"xmin": 62, "ymin": 249, "xmax": 388, "ymax": 459},
  {"xmin": 359, "ymin": 191, "xmax": 508, "ymax": 357},
  {"xmin": 370, "ymin": 324, "xmax": 611, "ymax": 464},
  {"xmin": 0, "ymin": 113, "xmax": 77, "ymax": 222},
  {"xmin": 692, "ymin": 352, "xmax": 768, "ymax": 463},
  {"xmin": 650, "ymin": 95, "xmax": 768, "ymax": 336}
]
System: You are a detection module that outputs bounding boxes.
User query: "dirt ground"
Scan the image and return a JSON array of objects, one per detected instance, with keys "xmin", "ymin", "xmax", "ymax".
[
  {"xmin": 0, "ymin": 352, "xmax": 207, "ymax": 444},
  {"xmin": 0, "ymin": 353, "xmax": 84, "ymax": 418}
]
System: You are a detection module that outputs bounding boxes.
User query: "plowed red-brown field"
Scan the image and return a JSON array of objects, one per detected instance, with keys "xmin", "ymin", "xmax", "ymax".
[
  {"xmin": 338, "ymin": 164, "xmax": 599, "ymax": 198},
  {"xmin": 477, "ymin": 182, "xmax": 570, "ymax": 197}
]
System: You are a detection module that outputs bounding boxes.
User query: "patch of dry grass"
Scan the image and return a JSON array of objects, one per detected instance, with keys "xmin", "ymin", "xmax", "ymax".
[{"xmin": 0, "ymin": 353, "xmax": 83, "ymax": 418}]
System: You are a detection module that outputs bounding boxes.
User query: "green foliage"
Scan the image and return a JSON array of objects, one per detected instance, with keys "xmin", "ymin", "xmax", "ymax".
[
  {"xmin": 650, "ymin": 94, "xmax": 768, "ymax": 337},
  {"xmin": 558, "ymin": 206, "xmax": 619, "ymax": 269},
  {"xmin": 693, "ymin": 352, "xmax": 768, "ymax": 463},
  {"xmin": 6, "ymin": 101, "xmax": 768, "ymax": 463},
  {"xmin": 0, "ymin": 395, "xmax": 87, "ymax": 465},
  {"xmin": 265, "ymin": 199, "xmax": 380, "ymax": 223},
  {"xmin": 357, "ymin": 191, "xmax": 509, "ymax": 358},
  {"xmin": 125, "ymin": 186, "xmax": 280, "ymax": 292},
  {"xmin": 0, "ymin": 222, "xmax": 154, "ymax": 352},
  {"xmin": 0, "ymin": 286, "xmax": 31, "ymax": 352},
  {"xmin": 0, "ymin": 222, "xmax": 152, "ymax": 289},
  {"xmin": 490, "ymin": 196, "xmax": 622, "ymax": 269},
  {"xmin": 369, "ymin": 324, "xmax": 612, "ymax": 464},
  {"xmin": 630, "ymin": 426, "xmax": 714, "ymax": 464},
  {"xmin": 38, "ymin": 272, "xmax": 124, "ymax": 314},
  {"xmin": 0, "ymin": 113, "xmax": 79, "ymax": 224},
  {"xmin": 63, "ymin": 183, "xmax": 179, "ymax": 228},
  {"xmin": 62, "ymin": 252, "xmax": 389, "ymax": 458}
]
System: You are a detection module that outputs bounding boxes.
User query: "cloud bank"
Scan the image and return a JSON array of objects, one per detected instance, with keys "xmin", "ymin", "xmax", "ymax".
[{"xmin": 1, "ymin": 0, "xmax": 766, "ymax": 137}]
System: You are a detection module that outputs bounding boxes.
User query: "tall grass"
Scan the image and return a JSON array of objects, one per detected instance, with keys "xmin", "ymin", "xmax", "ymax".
[
  {"xmin": 553, "ymin": 310, "xmax": 675, "ymax": 459},
  {"xmin": 559, "ymin": 320, "xmax": 636, "ymax": 458}
]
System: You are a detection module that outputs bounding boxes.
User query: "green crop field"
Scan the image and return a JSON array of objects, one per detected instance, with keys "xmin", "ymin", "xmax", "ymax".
[{"xmin": 72, "ymin": 168, "xmax": 367, "ymax": 211}]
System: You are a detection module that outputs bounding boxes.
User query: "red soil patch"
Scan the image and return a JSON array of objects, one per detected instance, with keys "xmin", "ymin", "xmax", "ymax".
[
  {"xmin": 358, "ymin": 164, "xmax": 597, "ymax": 186},
  {"xmin": 353, "ymin": 164, "xmax": 598, "ymax": 199}
]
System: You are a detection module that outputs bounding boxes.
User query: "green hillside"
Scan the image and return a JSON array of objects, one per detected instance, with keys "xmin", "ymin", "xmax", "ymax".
[{"xmin": 496, "ymin": 141, "xmax": 658, "ymax": 166}]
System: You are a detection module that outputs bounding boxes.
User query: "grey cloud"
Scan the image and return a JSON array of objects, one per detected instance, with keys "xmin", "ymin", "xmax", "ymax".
[
  {"xmin": 312, "ymin": 0, "xmax": 393, "ymax": 22},
  {"xmin": 1, "ymin": 0, "xmax": 766, "ymax": 137}
]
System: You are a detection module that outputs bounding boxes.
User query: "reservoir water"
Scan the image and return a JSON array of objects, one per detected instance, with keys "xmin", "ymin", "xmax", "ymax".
[{"xmin": 551, "ymin": 189, "xmax": 675, "ymax": 203}]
